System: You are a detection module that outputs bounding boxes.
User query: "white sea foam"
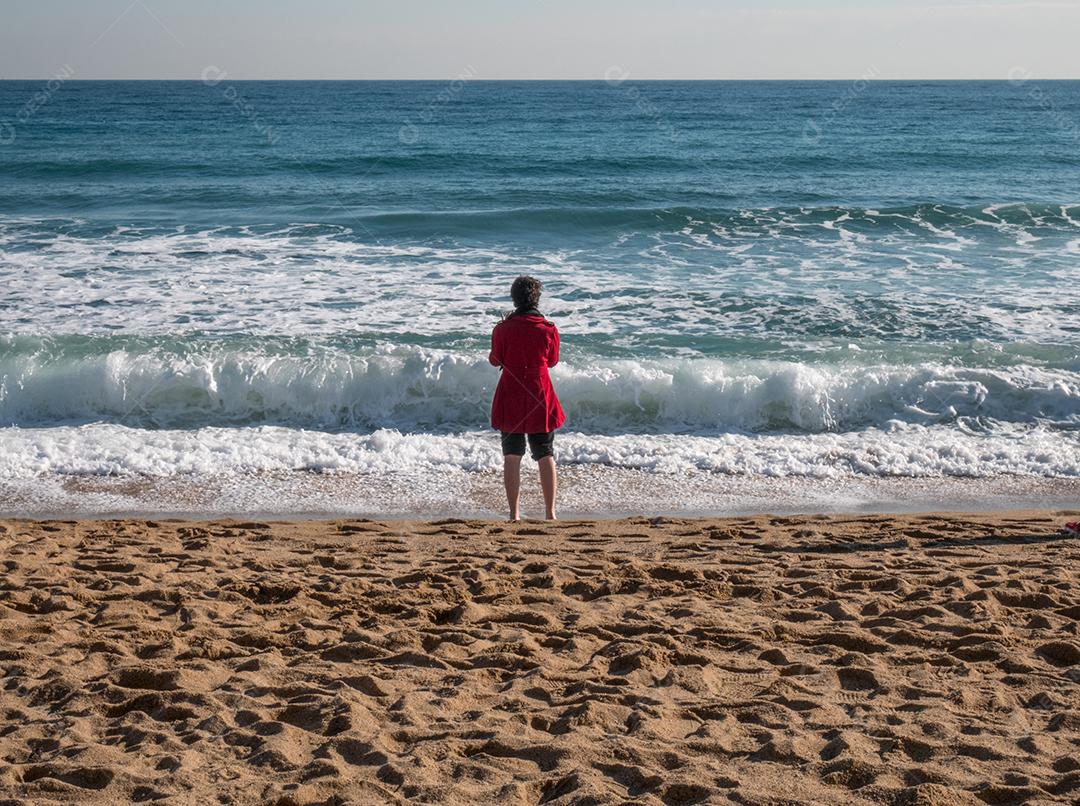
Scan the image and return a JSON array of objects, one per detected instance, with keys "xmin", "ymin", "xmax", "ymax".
[
  {"xmin": 0, "ymin": 423, "xmax": 1077, "ymax": 481},
  {"xmin": 1, "ymin": 211, "xmax": 1078, "ymax": 343}
]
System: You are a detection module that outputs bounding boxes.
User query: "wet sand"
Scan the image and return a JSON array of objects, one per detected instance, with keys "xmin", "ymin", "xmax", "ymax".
[
  {"xmin": 4, "ymin": 470, "xmax": 1080, "ymax": 521},
  {"xmin": 0, "ymin": 512, "xmax": 1078, "ymax": 805}
]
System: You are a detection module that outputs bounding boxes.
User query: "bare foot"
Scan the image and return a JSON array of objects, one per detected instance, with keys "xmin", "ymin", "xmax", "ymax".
[{"xmin": 546, "ymin": 512, "xmax": 557, "ymax": 521}]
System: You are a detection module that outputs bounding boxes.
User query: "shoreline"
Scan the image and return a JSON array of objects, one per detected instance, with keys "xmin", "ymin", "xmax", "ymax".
[
  {"xmin": 1, "ymin": 509, "xmax": 1078, "ymax": 529},
  {"xmin": 2, "ymin": 468, "xmax": 1078, "ymax": 520}
]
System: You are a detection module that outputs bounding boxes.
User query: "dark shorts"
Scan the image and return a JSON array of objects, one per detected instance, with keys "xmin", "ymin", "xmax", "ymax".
[{"xmin": 501, "ymin": 431, "xmax": 555, "ymax": 461}]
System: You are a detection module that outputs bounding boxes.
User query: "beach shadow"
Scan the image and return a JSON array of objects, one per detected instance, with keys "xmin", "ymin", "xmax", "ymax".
[
  {"xmin": 923, "ymin": 532, "xmax": 1078, "ymax": 549},
  {"xmin": 754, "ymin": 539, "xmax": 910, "ymax": 554},
  {"xmin": 753, "ymin": 531, "xmax": 1076, "ymax": 554}
]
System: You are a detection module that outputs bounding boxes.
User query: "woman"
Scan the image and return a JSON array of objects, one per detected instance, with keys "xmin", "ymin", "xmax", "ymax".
[{"xmin": 489, "ymin": 276, "xmax": 565, "ymax": 521}]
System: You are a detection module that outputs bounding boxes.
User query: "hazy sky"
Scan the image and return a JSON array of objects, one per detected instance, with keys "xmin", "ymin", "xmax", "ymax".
[{"xmin": 1, "ymin": 0, "xmax": 1077, "ymax": 80}]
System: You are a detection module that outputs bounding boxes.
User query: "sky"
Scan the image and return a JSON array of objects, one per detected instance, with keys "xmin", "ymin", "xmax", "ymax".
[{"xmin": 0, "ymin": 0, "xmax": 1077, "ymax": 80}]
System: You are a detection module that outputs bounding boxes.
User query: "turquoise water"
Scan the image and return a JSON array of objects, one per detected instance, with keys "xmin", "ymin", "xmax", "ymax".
[{"xmin": 0, "ymin": 81, "xmax": 1078, "ymax": 507}]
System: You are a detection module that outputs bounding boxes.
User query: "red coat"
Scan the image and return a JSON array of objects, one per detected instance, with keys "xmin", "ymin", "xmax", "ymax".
[{"xmin": 489, "ymin": 312, "xmax": 566, "ymax": 433}]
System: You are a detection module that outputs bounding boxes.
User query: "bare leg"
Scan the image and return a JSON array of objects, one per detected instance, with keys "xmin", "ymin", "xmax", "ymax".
[
  {"xmin": 503, "ymin": 454, "xmax": 522, "ymax": 521},
  {"xmin": 538, "ymin": 455, "xmax": 557, "ymax": 520}
]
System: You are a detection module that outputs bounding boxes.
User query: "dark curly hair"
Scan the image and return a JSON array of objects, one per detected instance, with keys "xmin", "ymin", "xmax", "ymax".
[{"xmin": 510, "ymin": 275, "xmax": 543, "ymax": 311}]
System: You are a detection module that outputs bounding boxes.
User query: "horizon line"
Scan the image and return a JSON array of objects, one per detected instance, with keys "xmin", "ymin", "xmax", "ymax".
[{"xmin": 2, "ymin": 77, "xmax": 1080, "ymax": 82}]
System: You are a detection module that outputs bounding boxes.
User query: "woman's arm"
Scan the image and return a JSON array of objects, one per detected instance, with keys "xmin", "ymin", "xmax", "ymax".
[
  {"xmin": 547, "ymin": 325, "xmax": 560, "ymax": 367},
  {"xmin": 489, "ymin": 324, "xmax": 502, "ymax": 366}
]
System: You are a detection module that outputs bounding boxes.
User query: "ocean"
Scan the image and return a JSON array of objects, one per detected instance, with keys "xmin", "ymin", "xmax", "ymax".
[{"xmin": 1, "ymin": 80, "xmax": 1078, "ymax": 515}]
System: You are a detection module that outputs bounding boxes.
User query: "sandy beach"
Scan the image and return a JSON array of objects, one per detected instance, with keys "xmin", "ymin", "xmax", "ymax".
[
  {"xmin": 0, "ymin": 511, "xmax": 1077, "ymax": 805},
  {"xmin": 4, "ymin": 4, "xmax": 1080, "ymax": 804}
]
